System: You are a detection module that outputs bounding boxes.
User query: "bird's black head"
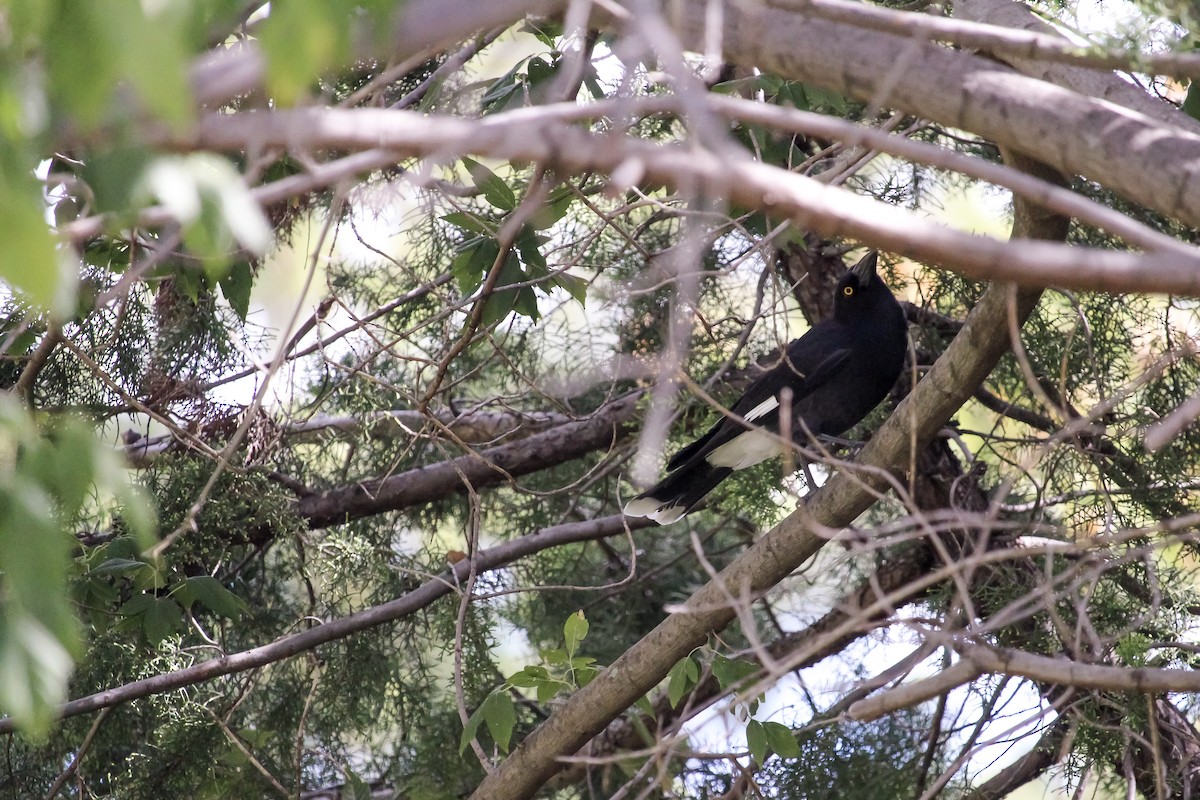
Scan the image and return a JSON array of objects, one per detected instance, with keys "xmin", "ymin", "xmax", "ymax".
[{"xmin": 833, "ymin": 251, "xmax": 893, "ymax": 322}]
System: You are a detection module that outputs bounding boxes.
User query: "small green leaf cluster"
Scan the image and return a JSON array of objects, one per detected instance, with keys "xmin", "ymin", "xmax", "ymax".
[
  {"xmin": 461, "ymin": 611, "xmax": 597, "ymax": 755},
  {"xmin": 475, "ymin": 34, "xmax": 606, "ymax": 116},
  {"xmin": 444, "ymin": 158, "xmax": 583, "ymax": 328}
]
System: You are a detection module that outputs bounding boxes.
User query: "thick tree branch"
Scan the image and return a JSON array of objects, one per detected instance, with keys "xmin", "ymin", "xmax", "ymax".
[
  {"xmin": 956, "ymin": 643, "xmax": 1200, "ymax": 693},
  {"xmin": 188, "ymin": 0, "xmax": 564, "ymax": 107},
  {"xmin": 659, "ymin": 0, "xmax": 1200, "ymax": 231},
  {"xmin": 295, "ymin": 393, "xmax": 640, "ymax": 529},
  {"xmin": 169, "ymin": 0, "xmax": 1200, "ymax": 245},
  {"xmin": 177, "ymin": 106, "xmax": 1200, "ymax": 295},
  {"xmin": 952, "ymin": 0, "xmax": 1199, "ymax": 133},
  {"xmin": 794, "ymin": 0, "xmax": 1200, "ymax": 87}
]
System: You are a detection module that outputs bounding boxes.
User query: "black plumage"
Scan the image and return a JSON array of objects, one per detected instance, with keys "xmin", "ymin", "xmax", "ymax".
[{"xmin": 624, "ymin": 251, "xmax": 907, "ymax": 524}]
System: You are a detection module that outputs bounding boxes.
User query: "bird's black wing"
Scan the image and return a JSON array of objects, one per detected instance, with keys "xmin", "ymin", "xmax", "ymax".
[{"xmin": 666, "ymin": 340, "xmax": 853, "ymax": 472}]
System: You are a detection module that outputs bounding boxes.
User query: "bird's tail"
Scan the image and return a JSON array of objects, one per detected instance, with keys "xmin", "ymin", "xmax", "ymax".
[{"xmin": 623, "ymin": 462, "xmax": 733, "ymax": 525}]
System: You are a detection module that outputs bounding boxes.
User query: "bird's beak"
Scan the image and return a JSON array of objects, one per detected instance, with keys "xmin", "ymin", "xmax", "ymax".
[{"xmin": 850, "ymin": 251, "xmax": 878, "ymax": 287}]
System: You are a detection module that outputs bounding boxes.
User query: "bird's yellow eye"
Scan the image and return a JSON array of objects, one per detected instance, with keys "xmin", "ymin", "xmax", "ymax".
[{"xmin": 842, "ymin": 286, "xmax": 854, "ymax": 296}]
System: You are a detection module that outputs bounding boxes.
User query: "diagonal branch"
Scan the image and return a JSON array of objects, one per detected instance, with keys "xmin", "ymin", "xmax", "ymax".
[
  {"xmin": 0, "ymin": 513, "xmax": 653, "ymax": 735},
  {"xmin": 295, "ymin": 393, "xmax": 640, "ymax": 529}
]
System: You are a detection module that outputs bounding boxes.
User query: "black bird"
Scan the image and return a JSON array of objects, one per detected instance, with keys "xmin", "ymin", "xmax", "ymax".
[{"xmin": 623, "ymin": 251, "xmax": 907, "ymax": 524}]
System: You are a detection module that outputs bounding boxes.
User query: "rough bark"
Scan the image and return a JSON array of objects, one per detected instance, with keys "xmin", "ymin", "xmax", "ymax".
[
  {"xmin": 656, "ymin": 0, "xmax": 1200, "ymax": 228},
  {"xmin": 296, "ymin": 393, "xmax": 640, "ymax": 528},
  {"xmin": 952, "ymin": 0, "xmax": 1200, "ymax": 135}
]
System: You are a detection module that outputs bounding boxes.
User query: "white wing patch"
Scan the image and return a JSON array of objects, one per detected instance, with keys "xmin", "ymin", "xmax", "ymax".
[
  {"xmin": 743, "ymin": 395, "xmax": 779, "ymax": 422},
  {"xmin": 624, "ymin": 496, "xmax": 686, "ymax": 525},
  {"xmin": 624, "ymin": 497, "xmax": 662, "ymax": 518},
  {"xmin": 706, "ymin": 428, "xmax": 782, "ymax": 469},
  {"xmin": 649, "ymin": 505, "xmax": 686, "ymax": 525}
]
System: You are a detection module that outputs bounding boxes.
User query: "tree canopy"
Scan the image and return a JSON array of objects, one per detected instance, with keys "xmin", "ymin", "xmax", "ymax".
[{"xmin": 2, "ymin": 0, "xmax": 1200, "ymax": 798}]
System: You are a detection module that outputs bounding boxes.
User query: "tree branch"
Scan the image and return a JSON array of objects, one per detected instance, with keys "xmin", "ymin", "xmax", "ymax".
[
  {"xmin": 295, "ymin": 393, "xmax": 640, "ymax": 529},
  {"xmin": 660, "ymin": 0, "xmax": 1200, "ymax": 232},
  {"xmin": 952, "ymin": 0, "xmax": 1200, "ymax": 133},
  {"xmin": 123, "ymin": 406, "xmax": 576, "ymax": 467},
  {"xmin": 0, "ymin": 513, "xmax": 653, "ymax": 735},
  {"xmin": 177, "ymin": 106, "xmax": 1200, "ymax": 295},
  {"xmin": 956, "ymin": 642, "xmax": 1200, "ymax": 693}
]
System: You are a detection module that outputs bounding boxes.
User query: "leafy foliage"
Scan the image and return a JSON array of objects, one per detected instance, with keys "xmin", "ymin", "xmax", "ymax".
[{"xmin": 0, "ymin": 1, "xmax": 1197, "ymax": 798}]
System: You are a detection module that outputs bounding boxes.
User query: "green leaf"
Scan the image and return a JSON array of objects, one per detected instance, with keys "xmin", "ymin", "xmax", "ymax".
[
  {"xmin": 574, "ymin": 665, "xmax": 599, "ymax": 687},
  {"xmin": 258, "ymin": 0, "xmax": 349, "ymax": 105},
  {"xmin": 526, "ymin": 56, "xmax": 558, "ymax": 87},
  {"xmin": 563, "ymin": 610, "xmax": 589, "ymax": 657},
  {"xmin": 0, "ymin": 179, "xmax": 66, "ymax": 311},
  {"xmin": 462, "ymin": 157, "xmax": 516, "ymax": 211},
  {"xmin": 460, "ymin": 703, "xmax": 486, "ymax": 753},
  {"xmin": 115, "ymin": 483, "xmax": 157, "ymax": 549},
  {"xmin": 90, "ymin": 558, "xmax": 149, "ymax": 578},
  {"xmin": 451, "ymin": 237, "xmax": 499, "ymax": 295},
  {"xmin": 582, "ymin": 69, "xmax": 606, "ymax": 101},
  {"xmin": 802, "ymin": 83, "xmax": 847, "ymax": 114},
  {"xmin": 480, "ymin": 63, "xmax": 526, "ymax": 114},
  {"xmin": 117, "ymin": 3, "xmax": 192, "ymax": 129},
  {"xmin": 481, "ymin": 691, "xmax": 517, "ymax": 752},
  {"xmin": 43, "ymin": 2, "xmax": 191, "ymax": 129},
  {"xmin": 540, "ymin": 647, "xmax": 567, "ymax": 665},
  {"xmin": 218, "ymin": 262, "xmax": 254, "ymax": 321},
  {"xmin": 667, "ymin": 656, "xmax": 697, "ymax": 708},
  {"xmin": 508, "ymin": 665, "xmax": 550, "ymax": 687},
  {"xmin": 712, "ymin": 654, "xmax": 758, "ymax": 691},
  {"xmin": 442, "ymin": 211, "xmax": 494, "ymax": 236},
  {"xmin": 342, "ymin": 768, "xmax": 373, "ymax": 800},
  {"xmin": 142, "ymin": 597, "xmax": 183, "ymax": 644},
  {"xmin": 177, "ymin": 576, "xmax": 245, "ymax": 619},
  {"xmin": 515, "ymin": 227, "xmax": 548, "ymax": 275},
  {"xmin": 528, "ymin": 187, "xmax": 574, "ymax": 230},
  {"xmin": 43, "ymin": 4, "xmax": 119, "ymax": 126},
  {"xmin": 479, "ymin": 254, "xmax": 529, "ymax": 328},
  {"xmin": 80, "ymin": 145, "xmax": 152, "ymax": 214},
  {"xmin": 520, "ymin": 19, "xmax": 563, "ymax": 48},
  {"xmin": 763, "ymin": 721, "xmax": 801, "ymax": 759},
  {"xmin": 553, "ymin": 273, "xmax": 587, "ymax": 305},
  {"xmin": 745, "ymin": 719, "xmax": 768, "ymax": 766},
  {"xmin": 710, "ymin": 76, "xmax": 765, "ymax": 95},
  {"xmin": 24, "ymin": 419, "xmax": 95, "ymax": 515},
  {"xmin": 776, "ymin": 82, "xmax": 809, "ymax": 111},
  {"xmin": 536, "ymin": 679, "xmax": 569, "ymax": 702},
  {"xmin": 120, "ymin": 594, "xmax": 183, "ymax": 644},
  {"xmin": 0, "ymin": 612, "xmax": 74, "ymax": 737}
]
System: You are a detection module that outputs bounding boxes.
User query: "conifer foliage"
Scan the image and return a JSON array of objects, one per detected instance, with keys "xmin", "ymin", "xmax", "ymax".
[{"xmin": 2, "ymin": 1, "xmax": 1200, "ymax": 797}]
